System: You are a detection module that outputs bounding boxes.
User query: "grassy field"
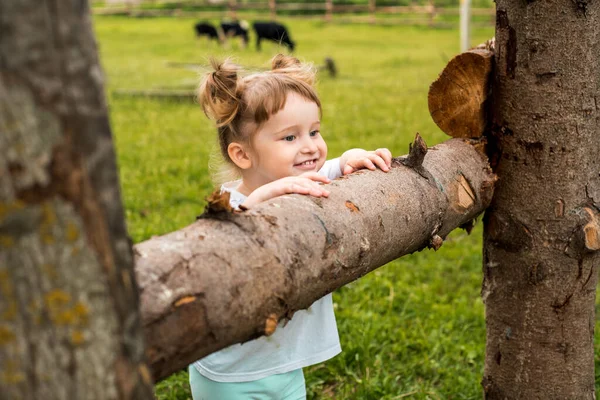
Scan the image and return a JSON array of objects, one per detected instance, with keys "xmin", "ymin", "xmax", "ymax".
[{"xmin": 92, "ymin": 15, "xmax": 598, "ymax": 399}]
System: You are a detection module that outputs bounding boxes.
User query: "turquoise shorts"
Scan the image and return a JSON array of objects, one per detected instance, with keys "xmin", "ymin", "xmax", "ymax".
[{"xmin": 188, "ymin": 365, "xmax": 306, "ymax": 400}]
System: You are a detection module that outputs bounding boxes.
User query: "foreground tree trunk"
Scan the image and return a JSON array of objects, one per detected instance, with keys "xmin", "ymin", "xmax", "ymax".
[
  {"xmin": 0, "ymin": 2, "xmax": 153, "ymax": 399},
  {"xmin": 135, "ymin": 137, "xmax": 496, "ymax": 381},
  {"xmin": 482, "ymin": 1, "xmax": 600, "ymax": 397}
]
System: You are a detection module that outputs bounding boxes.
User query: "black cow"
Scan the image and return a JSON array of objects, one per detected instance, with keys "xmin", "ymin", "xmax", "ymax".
[
  {"xmin": 220, "ymin": 20, "xmax": 249, "ymax": 47},
  {"xmin": 252, "ymin": 22, "xmax": 295, "ymax": 52},
  {"xmin": 194, "ymin": 22, "xmax": 222, "ymax": 43}
]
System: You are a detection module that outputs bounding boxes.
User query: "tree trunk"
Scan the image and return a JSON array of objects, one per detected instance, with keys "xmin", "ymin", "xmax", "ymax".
[
  {"xmin": 482, "ymin": 1, "xmax": 600, "ymax": 398},
  {"xmin": 135, "ymin": 137, "xmax": 497, "ymax": 381},
  {"xmin": 0, "ymin": 2, "xmax": 154, "ymax": 399}
]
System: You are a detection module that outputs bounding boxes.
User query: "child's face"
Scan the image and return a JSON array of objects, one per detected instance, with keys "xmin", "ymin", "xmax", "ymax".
[{"xmin": 246, "ymin": 92, "xmax": 327, "ymax": 187}]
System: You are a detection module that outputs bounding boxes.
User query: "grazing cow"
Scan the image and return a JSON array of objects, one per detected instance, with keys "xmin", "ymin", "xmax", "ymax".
[
  {"xmin": 194, "ymin": 22, "xmax": 223, "ymax": 43},
  {"xmin": 252, "ymin": 22, "xmax": 295, "ymax": 52},
  {"xmin": 220, "ymin": 20, "xmax": 250, "ymax": 47}
]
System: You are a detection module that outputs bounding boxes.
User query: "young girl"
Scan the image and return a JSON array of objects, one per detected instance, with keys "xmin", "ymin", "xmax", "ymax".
[{"xmin": 190, "ymin": 54, "xmax": 392, "ymax": 399}]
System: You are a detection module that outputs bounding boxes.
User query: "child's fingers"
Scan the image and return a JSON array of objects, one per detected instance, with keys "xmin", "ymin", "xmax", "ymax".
[
  {"xmin": 362, "ymin": 158, "xmax": 377, "ymax": 170},
  {"xmin": 308, "ymin": 187, "xmax": 330, "ymax": 197},
  {"xmin": 299, "ymin": 172, "xmax": 331, "ymax": 184},
  {"xmin": 345, "ymin": 158, "xmax": 376, "ymax": 174},
  {"xmin": 375, "ymin": 148, "xmax": 393, "ymax": 167},
  {"xmin": 286, "ymin": 183, "xmax": 310, "ymax": 195},
  {"xmin": 369, "ymin": 154, "xmax": 390, "ymax": 172},
  {"xmin": 287, "ymin": 180, "xmax": 330, "ymax": 197}
]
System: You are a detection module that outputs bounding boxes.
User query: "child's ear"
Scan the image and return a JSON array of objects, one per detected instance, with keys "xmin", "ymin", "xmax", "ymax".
[{"xmin": 227, "ymin": 142, "xmax": 252, "ymax": 170}]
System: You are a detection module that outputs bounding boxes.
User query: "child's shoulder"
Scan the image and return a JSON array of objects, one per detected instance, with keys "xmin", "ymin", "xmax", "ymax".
[
  {"xmin": 220, "ymin": 180, "xmax": 246, "ymax": 209},
  {"xmin": 221, "ymin": 180, "xmax": 242, "ymax": 193},
  {"xmin": 319, "ymin": 157, "xmax": 342, "ymax": 180}
]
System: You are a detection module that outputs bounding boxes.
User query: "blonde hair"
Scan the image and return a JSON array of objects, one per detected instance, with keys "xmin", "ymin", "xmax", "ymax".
[{"xmin": 198, "ymin": 54, "xmax": 321, "ymax": 183}]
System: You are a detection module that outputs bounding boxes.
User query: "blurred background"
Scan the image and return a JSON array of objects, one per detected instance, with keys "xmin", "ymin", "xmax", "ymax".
[{"xmin": 89, "ymin": 2, "xmax": 546, "ymax": 398}]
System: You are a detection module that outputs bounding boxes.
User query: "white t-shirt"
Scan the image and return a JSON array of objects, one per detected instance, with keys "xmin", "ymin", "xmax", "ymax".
[{"xmin": 193, "ymin": 158, "xmax": 343, "ymax": 382}]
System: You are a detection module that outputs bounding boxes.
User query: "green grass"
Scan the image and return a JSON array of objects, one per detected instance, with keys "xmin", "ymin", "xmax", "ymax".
[
  {"xmin": 92, "ymin": 15, "xmax": 599, "ymax": 399},
  {"xmin": 92, "ymin": 0, "xmax": 495, "ymax": 8}
]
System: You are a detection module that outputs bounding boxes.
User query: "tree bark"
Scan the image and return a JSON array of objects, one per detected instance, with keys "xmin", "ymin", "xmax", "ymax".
[
  {"xmin": 0, "ymin": 2, "xmax": 154, "ymax": 399},
  {"xmin": 482, "ymin": 1, "xmax": 600, "ymax": 398},
  {"xmin": 135, "ymin": 136, "xmax": 497, "ymax": 381}
]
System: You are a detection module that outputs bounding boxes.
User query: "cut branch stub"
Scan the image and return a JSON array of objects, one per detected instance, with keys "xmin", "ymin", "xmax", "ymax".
[
  {"xmin": 204, "ymin": 190, "xmax": 233, "ymax": 214},
  {"xmin": 396, "ymin": 133, "xmax": 435, "ymax": 183},
  {"xmin": 403, "ymin": 132, "xmax": 427, "ymax": 168},
  {"xmin": 428, "ymin": 47, "xmax": 494, "ymax": 138}
]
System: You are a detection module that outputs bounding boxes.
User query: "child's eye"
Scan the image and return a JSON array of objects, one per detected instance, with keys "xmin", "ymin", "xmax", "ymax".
[
  {"xmin": 283, "ymin": 135, "xmax": 295, "ymax": 142},
  {"xmin": 310, "ymin": 130, "xmax": 320, "ymax": 137}
]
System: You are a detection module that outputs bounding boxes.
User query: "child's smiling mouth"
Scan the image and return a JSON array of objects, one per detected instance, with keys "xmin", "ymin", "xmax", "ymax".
[{"xmin": 294, "ymin": 159, "xmax": 318, "ymax": 170}]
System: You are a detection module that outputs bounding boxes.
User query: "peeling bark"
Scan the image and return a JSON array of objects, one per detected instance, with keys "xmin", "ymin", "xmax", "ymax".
[
  {"xmin": 135, "ymin": 137, "xmax": 497, "ymax": 381},
  {"xmin": 0, "ymin": 2, "xmax": 153, "ymax": 399},
  {"xmin": 483, "ymin": 1, "xmax": 600, "ymax": 397}
]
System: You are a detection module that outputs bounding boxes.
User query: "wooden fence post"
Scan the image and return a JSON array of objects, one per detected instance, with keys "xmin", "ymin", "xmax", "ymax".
[
  {"xmin": 427, "ymin": 0, "xmax": 436, "ymax": 26},
  {"xmin": 459, "ymin": 0, "xmax": 471, "ymax": 51},
  {"xmin": 270, "ymin": 0, "xmax": 277, "ymax": 20},
  {"xmin": 325, "ymin": 0, "xmax": 333, "ymax": 22},
  {"xmin": 228, "ymin": 0, "xmax": 237, "ymax": 20},
  {"xmin": 126, "ymin": 0, "xmax": 134, "ymax": 15},
  {"xmin": 369, "ymin": 0, "xmax": 376, "ymax": 24}
]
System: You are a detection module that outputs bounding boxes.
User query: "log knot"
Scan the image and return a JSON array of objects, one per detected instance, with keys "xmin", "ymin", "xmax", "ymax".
[
  {"xmin": 345, "ymin": 201, "xmax": 360, "ymax": 213},
  {"xmin": 198, "ymin": 190, "xmax": 236, "ymax": 219},
  {"xmin": 206, "ymin": 190, "xmax": 233, "ymax": 213},
  {"xmin": 264, "ymin": 313, "xmax": 278, "ymax": 336},
  {"xmin": 429, "ymin": 234, "xmax": 443, "ymax": 251},
  {"xmin": 583, "ymin": 207, "xmax": 600, "ymax": 251},
  {"xmin": 563, "ymin": 206, "xmax": 600, "ymax": 258},
  {"xmin": 572, "ymin": 0, "xmax": 589, "ymax": 17}
]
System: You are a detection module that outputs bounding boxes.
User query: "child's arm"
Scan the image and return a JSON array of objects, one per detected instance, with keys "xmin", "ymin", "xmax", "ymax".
[
  {"xmin": 240, "ymin": 148, "xmax": 392, "ymax": 209},
  {"xmin": 339, "ymin": 148, "xmax": 393, "ymax": 175},
  {"xmin": 241, "ymin": 173, "xmax": 331, "ymax": 209}
]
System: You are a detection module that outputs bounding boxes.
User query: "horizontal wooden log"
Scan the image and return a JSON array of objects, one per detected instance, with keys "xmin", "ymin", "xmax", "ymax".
[
  {"xmin": 277, "ymin": 3, "xmax": 327, "ymax": 10},
  {"xmin": 135, "ymin": 136, "xmax": 496, "ymax": 381},
  {"xmin": 237, "ymin": 2, "xmax": 270, "ymax": 9},
  {"xmin": 334, "ymin": 17, "xmax": 454, "ymax": 28},
  {"xmin": 434, "ymin": 7, "xmax": 495, "ymax": 15},
  {"xmin": 112, "ymin": 89, "xmax": 196, "ymax": 102},
  {"xmin": 377, "ymin": 5, "xmax": 434, "ymax": 13},
  {"xmin": 332, "ymin": 4, "xmax": 369, "ymax": 12}
]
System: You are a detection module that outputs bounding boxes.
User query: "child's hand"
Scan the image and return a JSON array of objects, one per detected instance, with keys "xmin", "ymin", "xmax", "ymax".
[
  {"xmin": 340, "ymin": 148, "xmax": 393, "ymax": 175},
  {"xmin": 241, "ymin": 173, "xmax": 331, "ymax": 209}
]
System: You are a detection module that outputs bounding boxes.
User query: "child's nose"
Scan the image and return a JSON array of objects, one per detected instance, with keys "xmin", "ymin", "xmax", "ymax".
[{"xmin": 301, "ymin": 136, "xmax": 318, "ymax": 152}]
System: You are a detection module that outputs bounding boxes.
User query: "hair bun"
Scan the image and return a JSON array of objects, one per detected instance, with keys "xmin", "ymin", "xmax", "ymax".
[
  {"xmin": 209, "ymin": 58, "xmax": 239, "ymax": 102},
  {"xmin": 198, "ymin": 58, "xmax": 242, "ymax": 127},
  {"xmin": 270, "ymin": 54, "xmax": 315, "ymax": 86},
  {"xmin": 271, "ymin": 54, "xmax": 301, "ymax": 71}
]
